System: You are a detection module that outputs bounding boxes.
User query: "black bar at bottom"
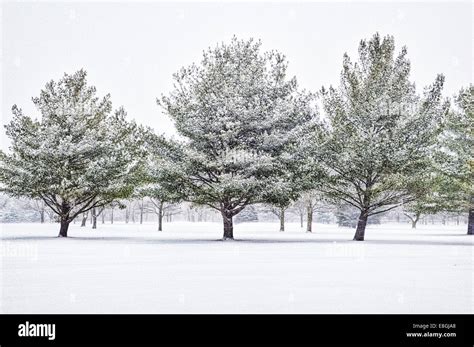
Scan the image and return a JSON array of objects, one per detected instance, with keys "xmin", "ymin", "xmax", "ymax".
[{"xmin": 0, "ymin": 314, "xmax": 472, "ymax": 346}]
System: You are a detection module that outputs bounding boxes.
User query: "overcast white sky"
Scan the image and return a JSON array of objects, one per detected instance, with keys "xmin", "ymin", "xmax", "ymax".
[{"xmin": 1, "ymin": 1, "xmax": 472, "ymax": 150}]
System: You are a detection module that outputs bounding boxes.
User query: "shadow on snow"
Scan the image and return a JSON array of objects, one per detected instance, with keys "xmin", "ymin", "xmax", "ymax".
[{"xmin": 0, "ymin": 235, "xmax": 472, "ymax": 247}]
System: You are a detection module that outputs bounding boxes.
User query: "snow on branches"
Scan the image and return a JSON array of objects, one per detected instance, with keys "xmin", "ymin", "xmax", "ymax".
[
  {"xmin": 0, "ymin": 70, "xmax": 146, "ymax": 237},
  {"xmin": 156, "ymin": 37, "xmax": 319, "ymax": 239}
]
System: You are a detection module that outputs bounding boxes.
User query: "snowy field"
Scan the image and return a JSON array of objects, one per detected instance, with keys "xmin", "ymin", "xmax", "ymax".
[{"xmin": 1, "ymin": 222, "xmax": 472, "ymax": 314}]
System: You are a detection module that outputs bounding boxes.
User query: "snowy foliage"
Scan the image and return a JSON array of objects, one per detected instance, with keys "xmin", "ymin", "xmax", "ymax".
[
  {"xmin": 0, "ymin": 70, "xmax": 146, "ymax": 236},
  {"xmin": 0, "ymin": 195, "xmax": 39, "ymax": 223},
  {"xmin": 234, "ymin": 205, "xmax": 259, "ymax": 223},
  {"xmin": 436, "ymin": 86, "xmax": 473, "ymax": 210},
  {"xmin": 0, "ymin": 34, "xmax": 470, "ymax": 240},
  {"xmin": 316, "ymin": 33, "xmax": 449, "ymax": 240},
  {"xmin": 336, "ymin": 204, "xmax": 381, "ymax": 228},
  {"xmin": 435, "ymin": 85, "xmax": 473, "ymax": 233},
  {"xmin": 156, "ymin": 37, "xmax": 318, "ymax": 238}
]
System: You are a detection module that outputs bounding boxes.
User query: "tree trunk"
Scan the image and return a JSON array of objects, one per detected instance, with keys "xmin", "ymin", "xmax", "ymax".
[
  {"xmin": 279, "ymin": 208, "xmax": 285, "ymax": 232},
  {"xmin": 411, "ymin": 212, "xmax": 420, "ymax": 229},
  {"xmin": 300, "ymin": 211, "xmax": 303, "ymax": 228},
  {"xmin": 92, "ymin": 207, "xmax": 97, "ymax": 229},
  {"xmin": 80, "ymin": 213, "xmax": 87, "ymax": 227},
  {"xmin": 111, "ymin": 208, "xmax": 114, "ymax": 224},
  {"xmin": 40, "ymin": 210, "xmax": 45, "ymax": 223},
  {"xmin": 58, "ymin": 218, "xmax": 70, "ymax": 237},
  {"xmin": 306, "ymin": 204, "xmax": 313, "ymax": 233},
  {"xmin": 140, "ymin": 207, "xmax": 143, "ymax": 224},
  {"xmin": 353, "ymin": 210, "xmax": 368, "ymax": 241},
  {"xmin": 158, "ymin": 201, "xmax": 163, "ymax": 231},
  {"xmin": 102, "ymin": 211, "xmax": 105, "ymax": 224},
  {"xmin": 468, "ymin": 207, "xmax": 474, "ymax": 235},
  {"xmin": 222, "ymin": 211, "xmax": 233, "ymax": 240}
]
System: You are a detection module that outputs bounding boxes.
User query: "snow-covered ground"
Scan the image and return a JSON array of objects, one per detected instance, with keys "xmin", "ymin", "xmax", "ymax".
[{"xmin": 1, "ymin": 221, "xmax": 472, "ymax": 313}]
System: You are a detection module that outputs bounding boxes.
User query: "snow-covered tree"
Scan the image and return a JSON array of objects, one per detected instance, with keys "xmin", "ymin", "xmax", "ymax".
[
  {"xmin": 261, "ymin": 166, "xmax": 311, "ymax": 232},
  {"xmin": 401, "ymin": 174, "xmax": 444, "ymax": 228},
  {"xmin": 25, "ymin": 198, "xmax": 50, "ymax": 223},
  {"xmin": 436, "ymin": 85, "xmax": 473, "ymax": 234},
  {"xmin": 0, "ymin": 70, "xmax": 145, "ymax": 237},
  {"xmin": 138, "ymin": 184, "xmax": 181, "ymax": 231},
  {"xmin": 138, "ymin": 135, "xmax": 184, "ymax": 231},
  {"xmin": 157, "ymin": 37, "xmax": 318, "ymax": 239},
  {"xmin": 318, "ymin": 33, "xmax": 449, "ymax": 241},
  {"xmin": 264, "ymin": 204, "xmax": 290, "ymax": 232},
  {"xmin": 123, "ymin": 200, "xmax": 134, "ymax": 223},
  {"xmin": 133, "ymin": 197, "xmax": 147, "ymax": 224},
  {"xmin": 302, "ymin": 192, "xmax": 328, "ymax": 232},
  {"xmin": 335, "ymin": 204, "xmax": 358, "ymax": 228},
  {"xmin": 234, "ymin": 205, "xmax": 258, "ymax": 223},
  {"xmin": 145, "ymin": 197, "xmax": 181, "ymax": 231},
  {"xmin": 335, "ymin": 203, "xmax": 381, "ymax": 228},
  {"xmin": 105, "ymin": 201, "xmax": 126, "ymax": 224},
  {"xmin": 0, "ymin": 196, "xmax": 38, "ymax": 223},
  {"xmin": 290, "ymin": 199, "xmax": 306, "ymax": 228},
  {"xmin": 402, "ymin": 202, "xmax": 427, "ymax": 229},
  {"xmin": 91, "ymin": 205, "xmax": 105, "ymax": 229}
]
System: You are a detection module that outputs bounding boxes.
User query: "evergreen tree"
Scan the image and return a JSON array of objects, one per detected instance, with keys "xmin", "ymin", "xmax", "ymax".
[
  {"xmin": 335, "ymin": 204, "xmax": 358, "ymax": 228},
  {"xmin": 264, "ymin": 204, "xmax": 290, "ymax": 232},
  {"xmin": 318, "ymin": 33, "xmax": 448, "ymax": 241},
  {"xmin": 335, "ymin": 203, "xmax": 381, "ymax": 228},
  {"xmin": 25, "ymin": 199, "xmax": 49, "ymax": 223},
  {"xmin": 290, "ymin": 198, "xmax": 306, "ymax": 229},
  {"xmin": 234, "ymin": 205, "xmax": 258, "ymax": 223},
  {"xmin": 0, "ymin": 70, "xmax": 145, "ymax": 237},
  {"xmin": 139, "ymin": 133, "xmax": 184, "ymax": 231},
  {"xmin": 301, "ymin": 192, "xmax": 328, "ymax": 232},
  {"xmin": 401, "ymin": 174, "xmax": 444, "ymax": 228},
  {"xmin": 139, "ymin": 186, "xmax": 181, "ymax": 232},
  {"xmin": 157, "ymin": 37, "xmax": 317, "ymax": 239},
  {"xmin": 402, "ymin": 201, "xmax": 427, "ymax": 229},
  {"xmin": 436, "ymin": 85, "xmax": 473, "ymax": 234}
]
